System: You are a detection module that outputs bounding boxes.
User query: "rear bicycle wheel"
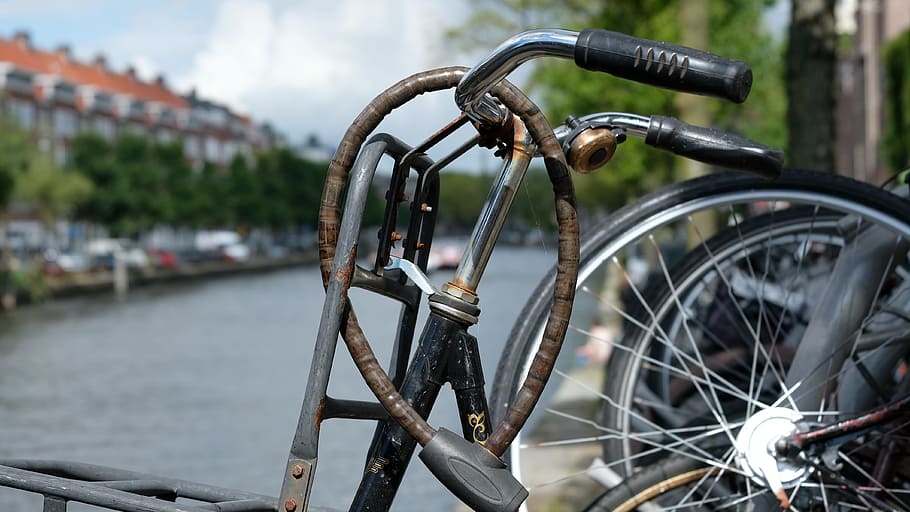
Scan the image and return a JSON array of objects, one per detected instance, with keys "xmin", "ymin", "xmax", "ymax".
[
  {"xmin": 586, "ymin": 451, "xmax": 905, "ymax": 511},
  {"xmin": 491, "ymin": 169, "xmax": 910, "ymax": 510}
]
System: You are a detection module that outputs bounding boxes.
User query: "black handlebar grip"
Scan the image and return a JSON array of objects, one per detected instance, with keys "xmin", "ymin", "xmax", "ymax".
[
  {"xmin": 646, "ymin": 115, "xmax": 783, "ymax": 179},
  {"xmin": 575, "ymin": 28, "xmax": 753, "ymax": 103}
]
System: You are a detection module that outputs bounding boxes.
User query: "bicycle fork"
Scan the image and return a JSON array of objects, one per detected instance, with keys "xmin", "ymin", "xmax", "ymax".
[{"xmin": 785, "ymin": 217, "xmax": 910, "ymax": 412}]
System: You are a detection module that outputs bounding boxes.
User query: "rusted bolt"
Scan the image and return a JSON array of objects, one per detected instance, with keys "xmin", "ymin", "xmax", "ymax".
[
  {"xmin": 291, "ymin": 464, "xmax": 304, "ymax": 478},
  {"xmin": 390, "ymin": 232, "xmax": 403, "ymax": 242},
  {"xmin": 416, "ymin": 242, "xmax": 426, "ymax": 249},
  {"xmin": 420, "ymin": 202, "xmax": 433, "ymax": 212},
  {"xmin": 284, "ymin": 498, "xmax": 298, "ymax": 512}
]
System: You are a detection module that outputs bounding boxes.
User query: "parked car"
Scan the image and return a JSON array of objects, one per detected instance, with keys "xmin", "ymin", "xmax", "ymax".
[
  {"xmin": 146, "ymin": 248, "xmax": 179, "ymax": 269},
  {"xmin": 222, "ymin": 243, "xmax": 250, "ymax": 262},
  {"xmin": 85, "ymin": 239, "xmax": 149, "ymax": 270},
  {"xmin": 43, "ymin": 249, "xmax": 90, "ymax": 275},
  {"xmin": 195, "ymin": 230, "xmax": 250, "ymax": 263}
]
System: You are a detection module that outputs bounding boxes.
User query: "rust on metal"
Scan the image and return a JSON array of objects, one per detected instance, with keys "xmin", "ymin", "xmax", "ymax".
[
  {"xmin": 313, "ymin": 398, "xmax": 325, "ymax": 427},
  {"xmin": 284, "ymin": 498, "xmax": 298, "ymax": 512},
  {"xmin": 775, "ymin": 489, "xmax": 791, "ymax": 510},
  {"xmin": 316, "ymin": 66, "xmax": 579, "ymax": 452},
  {"xmin": 291, "ymin": 464, "xmax": 304, "ymax": 479},
  {"xmin": 333, "ymin": 245, "xmax": 358, "ymax": 291}
]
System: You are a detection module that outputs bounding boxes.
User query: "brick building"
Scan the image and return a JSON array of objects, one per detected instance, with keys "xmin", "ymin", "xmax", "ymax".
[
  {"xmin": 0, "ymin": 31, "xmax": 279, "ymax": 167},
  {"xmin": 836, "ymin": 0, "xmax": 910, "ymax": 182}
]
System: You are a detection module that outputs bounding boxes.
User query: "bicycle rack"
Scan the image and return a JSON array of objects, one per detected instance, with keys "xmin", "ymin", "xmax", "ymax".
[
  {"xmin": 0, "ymin": 459, "xmax": 287, "ymax": 512},
  {"xmin": 279, "ymin": 124, "xmax": 481, "ymax": 511},
  {"xmin": 0, "ymin": 131, "xmax": 453, "ymax": 512}
]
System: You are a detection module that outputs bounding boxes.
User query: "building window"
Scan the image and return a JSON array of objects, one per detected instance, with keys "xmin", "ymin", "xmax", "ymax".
[
  {"xmin": 184, "ymin": 135, "xmax": 200, "ymax": 159},
  {"xmin": 9, "ymin": 98, "xmax": 35, "ymax": 129},
  {"xmin": 223, "ymin": 140, "xmax": 237, "ymax": 162},
  {"xmin": 205, "ymin": 136, "xmax": 220, "ymax": 162},
  {"xmin": 53, "ymin": 108, "xmax": 78, "ymax": 137},
  {"xmin": 93, "ymin": 116, "xmax": 116, "ymax": 140}
]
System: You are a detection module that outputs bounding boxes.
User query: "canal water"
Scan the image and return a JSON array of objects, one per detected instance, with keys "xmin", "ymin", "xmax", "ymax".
[{"xmin": 0, "ymin": 245, "xmax": 556, "ymax": 511}]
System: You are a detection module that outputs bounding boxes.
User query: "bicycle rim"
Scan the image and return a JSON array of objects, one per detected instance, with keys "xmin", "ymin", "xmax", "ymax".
[{"xmin": 493, "ymin": 170, "xmax": 910, "ymax": 510}]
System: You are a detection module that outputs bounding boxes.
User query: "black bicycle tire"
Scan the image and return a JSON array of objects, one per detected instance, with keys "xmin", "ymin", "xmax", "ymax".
[
  {"xmin": 490, "ymin": 168, "xmax": 910, "ymax": 508},
  {"xmin": 582, "ymin": 454, "xmax": 715, "ymax": 512}
]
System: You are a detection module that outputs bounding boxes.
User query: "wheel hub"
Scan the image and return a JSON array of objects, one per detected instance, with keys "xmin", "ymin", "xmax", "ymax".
[{"xmin": 735, "ymin": 407, "xmax": 809, "ymax": 508}]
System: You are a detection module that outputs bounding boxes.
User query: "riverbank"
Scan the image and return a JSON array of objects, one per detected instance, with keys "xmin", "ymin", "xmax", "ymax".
[{"xmin": 6, "ymin": 251, "xmax": 318, "ymax": 307}]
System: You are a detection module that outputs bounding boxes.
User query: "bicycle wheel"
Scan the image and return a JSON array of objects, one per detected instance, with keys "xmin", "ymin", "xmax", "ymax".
[
  {"xmin": 492, "ymin": 169, "xmax": 910, "ymax": 510},
  {"xmin": 586, "ymin": 451, "xmax": 905, "ymax": 511}
]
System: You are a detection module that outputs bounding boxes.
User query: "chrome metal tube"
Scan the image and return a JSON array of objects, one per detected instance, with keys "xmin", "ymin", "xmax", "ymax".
[
  {"xmin": 451, "ymin": 118, "xmax": 536, "ymax": 292},
  {"xmin": 455, "ymin": 29, "xmax": 578, "ymax": 124},
  {"xmin": 552, "ymin": 112, "xmax": 652, "ymax": 143}
]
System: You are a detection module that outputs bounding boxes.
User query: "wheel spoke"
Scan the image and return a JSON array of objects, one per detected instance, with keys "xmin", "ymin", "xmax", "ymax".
[
  {"xmin": 570, "ymin": 316, "xmax": 771, "ymax": 412},
  {"xmin": 646, "ymin": 236, "xmax": 739, "ymax": 447},
  {"xmin": 495, "ymin": 175, "xmax": 910, "ymax": 510},
  {"xmin": 686, "ymin": 216, "xmax": 797, "ymax": 411}
]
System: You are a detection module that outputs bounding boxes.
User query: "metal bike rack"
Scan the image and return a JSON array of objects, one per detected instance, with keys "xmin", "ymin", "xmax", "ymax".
[
  {"xmin": 0, "ymin": 134, "xmax": 441, "ymax": 512},
  {"xmin": 0, "ymin": 459, "xmax": 287, "ymax": 512}
]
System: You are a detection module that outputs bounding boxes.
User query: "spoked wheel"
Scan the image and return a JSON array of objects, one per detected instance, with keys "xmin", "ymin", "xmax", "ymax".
[{"xmin": 492, "ymin": 170, "xmax": 910, "ymax": 510}]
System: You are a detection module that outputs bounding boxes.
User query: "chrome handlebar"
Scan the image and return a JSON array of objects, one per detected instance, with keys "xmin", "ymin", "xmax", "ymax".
[{"xmin": 455, "ymin": 29, "xmax": 578, "ymax": 125}]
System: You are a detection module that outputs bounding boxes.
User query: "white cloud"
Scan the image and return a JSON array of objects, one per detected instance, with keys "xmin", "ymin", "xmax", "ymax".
[
  {"xmin": 176, "ymin": 0, "xmax": 474, "ymax": 146},
  {"xmin": 2, "ymin": 0, "xmax": 487, "ymax": 149}
]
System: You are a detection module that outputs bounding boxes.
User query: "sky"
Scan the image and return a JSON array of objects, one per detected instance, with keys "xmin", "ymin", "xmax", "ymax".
[
  {"xmin": 0, "ymin": 1, "xmax": 791, "ymax": 156},
  {"xmin": 0, "ymin": 0, "xmax": 479, "ymax": 151}
]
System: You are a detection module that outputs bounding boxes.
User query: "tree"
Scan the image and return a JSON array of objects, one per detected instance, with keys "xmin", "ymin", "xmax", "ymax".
[
  {"xmin": 786, "ymin": 0, "xmax": 836, "ymax": 170},
  {"xmin": 227, "ymin": 155, "xmax": 263, "ymax": 228},
  {"xmin": 153, "ymin": 141, "xmax": 193, "ymax": 226},
  {"xmin": 438, "ymin": 172, "xmax": 495, "ymax": 230},
  {"xmin": 884, "ymin": 28, "xmax": 910, "ymax": 172},
  {"xmin": 0, "ymin": 111, "xmax": 31, "ymax": 211},
  {"xmin": 13, "ymin": 152, "xmax": 93, "ymax": 245}
]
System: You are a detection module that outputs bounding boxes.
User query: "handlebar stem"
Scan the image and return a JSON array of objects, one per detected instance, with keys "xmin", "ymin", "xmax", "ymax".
[{"xmin": 455, "ymin": 29, "xmax": 578, "ymax": 125}]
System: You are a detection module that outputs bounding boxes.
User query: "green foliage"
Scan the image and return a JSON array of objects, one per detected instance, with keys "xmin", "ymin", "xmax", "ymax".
[
  {"xmin": 11, "ymin": 264, "xmax": 47, "ymax": 302},
  {"xmin": 450, "ymin": 0, "xmax": 785, "ymax": 212},
  {"xmin": 71, "ymin": 132, "xmax": 329, "ymax": 235},
  {"xmin": 73, "ymin": 133, "xmax": 184, "ymax": 234},
  {"xmin": 0, "ymin": 111, "xmax": 32, "ymax": 209},
  {"xmin": 434, "ymin": 169, "xmax": 557, "ymax": 232},
  {"xmin": 438, "ymin": 171, "xmax": 495, "ymax": 229},
  {"xmin": 884, "ymin": 28, "xmax": 910, "ymax": 172},
  {"xmin": 13, "ymin": 152, "xmax": 93, "ymax": 229},
  {"xmin": 509, "ymin": 169, "xmax": 557, "ymax": 230},
  {"xmin": 0, "ymin": 109, "xmax": 93, "ymax": 231}
]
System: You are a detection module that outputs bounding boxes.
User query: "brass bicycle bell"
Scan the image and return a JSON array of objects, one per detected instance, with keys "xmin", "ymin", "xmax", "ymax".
[{"xmin": 566, "ymin": 126, "xmax": 619, "ymax": 174}]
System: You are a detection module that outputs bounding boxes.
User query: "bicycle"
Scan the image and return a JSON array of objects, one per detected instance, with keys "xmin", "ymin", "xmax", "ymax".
[{"xmin": 1, "ymin": 27, "xmax": 909, "ymax": 512}]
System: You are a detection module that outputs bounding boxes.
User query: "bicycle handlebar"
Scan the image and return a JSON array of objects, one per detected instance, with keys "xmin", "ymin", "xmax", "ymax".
[
  {"xmin": 574, "ymin": 29, "xmax": 752, "ymax": 104},
  {"xmin": 552, "ymin": 113, "xmax": 783, "ymax": 179},
  {"xmin": 646, "ymin": 116, "xmax": 782, "ymax": 178},
  {"xmin": 456, "ymin": 28, "xmax": 753, "ymax": 125}
]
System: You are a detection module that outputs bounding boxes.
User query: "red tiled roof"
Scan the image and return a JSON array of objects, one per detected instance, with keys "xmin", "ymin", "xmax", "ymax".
[{"xmin": 0, "ymin": 37, "xmax": 186, "ymax": 110}]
